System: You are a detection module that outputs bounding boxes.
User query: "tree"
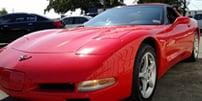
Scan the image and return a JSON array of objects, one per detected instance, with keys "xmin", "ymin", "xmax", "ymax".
[
  {"xmin": 138, "ymin": 0, "xmax": 188, "ymax": 15},
  {"xmin": 178, "ymin": 0, "xmax": 188, "ymax": 16},
  {"xmin": 164, "ymin": 0, "xmax": 187, "ymax": 15},
  {"xmin": 138, "ymin": 0, "xmax": 164, "ymax": 3},
  {"xmin": 45, "ymin": 0, "xmax": 124, "ymax": 14},
  {"xmin": 102, "ymin": 0, "xmax": 124, "ymax": 10},
  {"xmin": 0, "ymin": 8, "xmax": 8, "ymax": 16}
]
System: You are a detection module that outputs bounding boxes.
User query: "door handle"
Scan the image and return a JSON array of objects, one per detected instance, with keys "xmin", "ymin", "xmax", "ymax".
[{"xmin": 187, "ymin": 24, "xmax": 191, "ymax": 27}]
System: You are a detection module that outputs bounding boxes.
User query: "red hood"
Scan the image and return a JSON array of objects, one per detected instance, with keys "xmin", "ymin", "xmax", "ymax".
[{"xmin": 9, "ymin": 26, "xmax": 163, "ymax": 54}]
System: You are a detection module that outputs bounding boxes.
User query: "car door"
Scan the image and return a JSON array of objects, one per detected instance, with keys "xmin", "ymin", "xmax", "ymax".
[
  {"xmin": 0, "ymin": 14, "xmax": 30, "ymax": 43},
  {"xmin": 0, "ymin": 14, "xmax": 21, "ymax": 43},
  {"xmin": 25, "ymin": 15, "xmax": 38, "ymax": 32},
  {"xmin": 10, "ymin": 15, "xmax": 28, "ymax": 32},
  {"xmin": 164, "ymin": 7, "xmax": 191, "ymax": 67},
  {"xmin": 8, "ymin": 14, "xmax": 31, "ymax": 39},
  {"xmin": 0, "ymin": 15, "xmax": 13, "ymax": 44},
  {"xmin": 0, "ymin": 14, "xmax": 14, "ymax": 34}
]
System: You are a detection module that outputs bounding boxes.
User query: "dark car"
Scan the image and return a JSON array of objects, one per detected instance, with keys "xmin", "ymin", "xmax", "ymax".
[
  {"xmin": 61, "ymin": 16, "xmax": 92, "ymax": 28},
  {"xmin": 0, "ymin": 13, "xmax": 63, "ymax": 47}
]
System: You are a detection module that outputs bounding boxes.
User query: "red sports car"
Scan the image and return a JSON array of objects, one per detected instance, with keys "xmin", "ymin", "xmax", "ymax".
[{"xmin": 0, "ymin": 3, "xmax": 200, "ymax": 101}]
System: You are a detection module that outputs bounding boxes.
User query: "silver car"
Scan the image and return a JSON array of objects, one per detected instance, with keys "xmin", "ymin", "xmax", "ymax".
[
  {"xmin": 61, "ymin": 16, "xmax": 92, "ymax": 28},
  {"xmin": 194, "ymin": 14, "xmax": 202, "ymax": 30}
]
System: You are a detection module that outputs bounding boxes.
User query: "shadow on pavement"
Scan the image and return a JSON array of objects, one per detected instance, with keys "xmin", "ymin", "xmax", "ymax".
[{"xmin": 153, "ymin": 58, "xmax": 202, "ymax": 101}]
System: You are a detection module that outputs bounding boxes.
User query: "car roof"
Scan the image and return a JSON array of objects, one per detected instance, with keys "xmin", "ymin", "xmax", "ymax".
[
  {"xmin": 62, "ymin": 16, "xmax": 92, "ymax": 20},
  {"xmin": 138, "ymin": 3, "xmax": 171, "ymax": 6},
  {"xmin": 120, "ymin": 3, "xmax": 172, "ymax": 8},
  {"xmin": 0, "ymin": 13, "xmax": 51, "ymax": 20}
]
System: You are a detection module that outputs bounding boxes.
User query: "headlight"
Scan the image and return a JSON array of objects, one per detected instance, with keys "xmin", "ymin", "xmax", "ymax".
[{"xmin": 78, "ymin": 77, "xmax": 116, "ymax": 92}]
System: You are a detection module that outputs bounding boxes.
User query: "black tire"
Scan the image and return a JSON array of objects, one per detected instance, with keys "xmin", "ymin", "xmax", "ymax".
[
  {"xmin": 130, "ymin": 44, "xmax": 157, "ymax": 101},
  {"xmin": 187, "ymin": 33, "xmax": 199, "ymax": 62}
]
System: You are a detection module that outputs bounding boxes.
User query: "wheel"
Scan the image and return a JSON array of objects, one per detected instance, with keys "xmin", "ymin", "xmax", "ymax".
[
  {"xmin": 187, "ymin": 32, "xmax": 199, "ymax": 62},
  {"xmin": 131, "ymin": 44, "xmax": 157, "ymax": 101}
]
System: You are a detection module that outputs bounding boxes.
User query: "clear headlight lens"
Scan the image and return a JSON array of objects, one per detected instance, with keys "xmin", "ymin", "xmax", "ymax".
[{"xmin": 78, "ymin": 77, "xmax": 116, "ymax": 92}]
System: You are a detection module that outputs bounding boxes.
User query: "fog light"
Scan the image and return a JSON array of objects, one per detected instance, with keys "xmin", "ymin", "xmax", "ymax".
[{"xmin": 78, "ymin": 78, "xmax": 116, "ymax": 92}]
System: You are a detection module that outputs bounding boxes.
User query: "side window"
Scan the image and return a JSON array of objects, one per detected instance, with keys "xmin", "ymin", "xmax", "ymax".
[
  {"xmin": 15, "ymin": 17, "xmax": 25, "ymax": 22},
  {"xmin": 74, "ymin": 17, "xmax": 88, "ymax": 24},
  {"xmin": 63, "ymin": 18, "xmax": 74, "ymax": 25},
  {"xmin": 166, "ymin": 7, "xmax": 179, "ymax": 24},
  {"xmin": 0, "ymin": 15, "xmax": 12, "ymax": 24},
  {"xmin": 26, "ymin": 16, "xmax": 37, "ymax": 22},
  {"xmin": 13, "ymin": 14, "xmax": 28, "ymax": 23}
]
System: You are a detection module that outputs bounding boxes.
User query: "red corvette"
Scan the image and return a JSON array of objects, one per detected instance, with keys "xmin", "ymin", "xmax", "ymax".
[{"xmin": 0, "ymin": 3, "xmax": 200, "ymax": 101}]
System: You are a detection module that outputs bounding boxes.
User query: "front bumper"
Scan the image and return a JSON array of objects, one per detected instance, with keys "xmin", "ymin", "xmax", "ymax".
[
  {"xmin": 0, "ymin": 48, "xmax": 133, "ymax": 101},
  {"xmin": 0, "ymin": 68, "xmax": 125, "ymax": 101}
]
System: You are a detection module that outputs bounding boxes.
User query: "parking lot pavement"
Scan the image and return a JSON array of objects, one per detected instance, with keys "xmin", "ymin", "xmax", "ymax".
[
  {"xmin": 153, "ymin": 60, "xmax": 202, "ymax": 101},
  {"xmin": 0, "ymin": 37, "xmax": 202, "ymax": 101}
]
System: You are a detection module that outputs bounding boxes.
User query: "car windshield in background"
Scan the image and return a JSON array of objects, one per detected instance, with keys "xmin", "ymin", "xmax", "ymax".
[{"xmin": 84, "ymin": 6, "xmax": 163, "ymax": 27}]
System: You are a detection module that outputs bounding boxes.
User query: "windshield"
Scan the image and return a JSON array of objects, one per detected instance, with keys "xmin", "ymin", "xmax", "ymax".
[{"xmin": 84, "ymin": 6, "xmax": 164, "ymax": 27}]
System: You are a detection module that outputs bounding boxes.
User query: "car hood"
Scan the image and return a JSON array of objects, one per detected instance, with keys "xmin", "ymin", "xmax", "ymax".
[{"xmin": 9, "ymin": 26, "xmax": 162, "ymax": 54}]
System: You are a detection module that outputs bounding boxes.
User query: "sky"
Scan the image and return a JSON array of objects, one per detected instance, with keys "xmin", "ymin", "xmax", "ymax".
[{"xmin": 0, "ymin": 0, "xmax": 202, "ymax": 18}]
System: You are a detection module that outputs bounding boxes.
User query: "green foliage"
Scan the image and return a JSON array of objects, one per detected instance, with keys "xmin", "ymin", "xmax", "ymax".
[
  {"xmin": 45, "ymin": 0, "xmax": 124, "ymax": 14},
  {"xmin": 103, "ymin": 0, "xmax": 124, "ymax": 10},
  {"xmin": 138, "ymin": 0, "xmax": 164, "ymax": 3},
  {"xmin": 0, "ymin": 8, "xmax": 8, "ymax": 16}
]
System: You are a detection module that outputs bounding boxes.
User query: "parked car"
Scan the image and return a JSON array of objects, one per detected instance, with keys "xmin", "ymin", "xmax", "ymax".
[
  {"xmin": 61, "ymin": 16, "xmax": 92, "ymax": 28},
  {"xmin": 0, "ymin": 3, "xmax": 200, "ymax": 101},
  {"xmin": 194, "ymin": 14, "xmax": 202, "ymax": 30},
  {"xmin": 0, "ymin": 13, "xmax": 63, "ymax": 47}
]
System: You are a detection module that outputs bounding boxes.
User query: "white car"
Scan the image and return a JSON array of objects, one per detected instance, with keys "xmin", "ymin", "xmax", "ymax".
[{"xmin": 61, "ymin": 16, "xmax": 92, "ymax": 28}]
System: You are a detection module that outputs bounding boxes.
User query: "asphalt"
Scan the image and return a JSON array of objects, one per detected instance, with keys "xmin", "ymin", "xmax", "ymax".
[{"xmin": 0, "ymin": 37, "xmax": 202, "ymax": 101}]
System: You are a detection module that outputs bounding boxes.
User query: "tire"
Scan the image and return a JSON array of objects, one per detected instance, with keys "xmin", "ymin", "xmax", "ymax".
[
  {"xmin": 187, "ymin": 32, "xmax": 199, "ymax": 62},
  {"xmin": 131, "ymin": 44, "xmax": 157, "ymax": 101}
]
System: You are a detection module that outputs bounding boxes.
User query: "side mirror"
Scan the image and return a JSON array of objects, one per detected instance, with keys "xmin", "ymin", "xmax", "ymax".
[{"xmin": 175, "ymin": 16, "xmax": 190, "ymax": 24}]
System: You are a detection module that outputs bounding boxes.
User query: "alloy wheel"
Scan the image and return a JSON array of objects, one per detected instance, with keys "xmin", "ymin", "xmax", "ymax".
[{"xmin": 139, "ymin": 52, "xmax": 157, "ymax": 99}]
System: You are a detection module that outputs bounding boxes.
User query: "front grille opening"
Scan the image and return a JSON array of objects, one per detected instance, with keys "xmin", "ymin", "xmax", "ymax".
[
  {"xmin": 66, "ymin": 98, "xmax": 90, "ymax": 101},
  {"xmin": 38, "ymin": 83, "xmax": 75, "ymax": 92}
]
